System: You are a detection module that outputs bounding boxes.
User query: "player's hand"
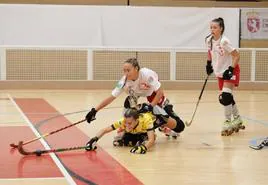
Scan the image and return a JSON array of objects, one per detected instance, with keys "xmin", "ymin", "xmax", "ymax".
[
  {"xmin": 85, "ymin": 136, "xmax": 98, "ymax": 151},
  {"xmin": 85, "ymin": 108, "xmax": 97, "ymax": 123},
  {"xmin": 138, "ymin": 103, "xmax": 153, "ymax": 113},
  {"xmin": 223, "ymin": 66, "xmax": 234, "ymax": 80},
  {"xmin": 130, "ymin": 144, "xmax": 147, "ymax": 154},
  {"xmin": 206, "ymin": 60, "xmax": 213, "ymax": 75}
]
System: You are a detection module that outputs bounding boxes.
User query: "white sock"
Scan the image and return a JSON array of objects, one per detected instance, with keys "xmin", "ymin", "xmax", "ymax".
[
  {"xmin": 232, "ymin": 104, "xmax": 239, "ymax": 118},
  {"xmin": 222, "ymin": 87, "xmax": 233, "ymax": 121},
  {"xmin": 224, "ymin": 104, "xmax": 232, "ymax": 121}
]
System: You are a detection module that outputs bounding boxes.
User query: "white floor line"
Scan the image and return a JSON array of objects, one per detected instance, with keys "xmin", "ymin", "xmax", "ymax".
[{"xmin": 8, "ymin": 94, "xmax": 77, "ymax": 185}]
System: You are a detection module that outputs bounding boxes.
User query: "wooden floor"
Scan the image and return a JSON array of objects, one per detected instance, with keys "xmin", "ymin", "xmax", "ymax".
[{"xmin": 0, "ymin": 90, "xmax": 267, "ymax": 185}]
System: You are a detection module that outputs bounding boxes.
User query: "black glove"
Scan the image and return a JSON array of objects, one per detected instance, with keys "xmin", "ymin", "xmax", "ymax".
[
  {"xmin": 206, "ymin": 60, "xmax": 213, "ymax": 75},
  {"xmin": 223, "ymin": 66, "xmax": 234, "ymax": 80},
  {"xmin": 85, "ymin": 136, "xmax": 98, "ymax": 151},
  {"xmin": 86, "ymin": 108, "xmax": 97, "ymax": 123},
  {"xmin": 130, "ymin": 144, "xmax": 147, "ymax": 154},
  {"xmin": 138, "ymin": 103, "xmax": 153, "ymax": 113}
]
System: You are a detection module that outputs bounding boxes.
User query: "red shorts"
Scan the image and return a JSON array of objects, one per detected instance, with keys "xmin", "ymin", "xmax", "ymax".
[
  {"xmin": 147, "ymin": 91, "xmax": 165, "ymax": 106},
  {"xmin": 218, "ymin": 65, "xmax": 240, "ymax": 91}
]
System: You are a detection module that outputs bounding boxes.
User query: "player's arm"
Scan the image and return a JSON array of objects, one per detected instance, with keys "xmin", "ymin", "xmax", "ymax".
[
  {"xmin": 222, "ymin": 40, "xmax": 239, "ymax": 80},
  {"xmin": 96, "ymin": 75, "xmax": 126, "ymax": 111},
  {"xmin": 85, "ymin": 95, "xmax": 116, "ymax": 123},
  {"xmin": 95, "ymin": 125, "xmax": 114, "ymax": 139},
  {"xmin": 85, "ymin": 125, "xmax": 114, "ymax": 151},
  {"xmin": 205, "ymin": 36, "xmax": 213, "ymax": 76},
  {"xmin": 95, "ymin": 95, "xmax": 116, "ymax": 112},
  {"xmin": 144, "ymin": 130, "xmax": 155, "ymax": 150},
  {"xmin": 85, "ymin": 77, "xmax": 124, "ymax": 123},
  {"xmin": 230, "ymin": 49, "xmax": 240, "ymax": 68},
  {"xmin": 151, "ymin": 87, "xmax": 164, "ymax": 106}
]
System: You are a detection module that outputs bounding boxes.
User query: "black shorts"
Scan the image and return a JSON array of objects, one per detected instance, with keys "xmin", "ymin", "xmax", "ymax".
[{"xmin": 120, "ymin": 133, "xmax": 148, "ymax": 146}]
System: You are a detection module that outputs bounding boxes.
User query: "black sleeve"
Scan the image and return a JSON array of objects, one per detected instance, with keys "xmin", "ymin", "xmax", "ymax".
[{"xmin": 111, "ymin": 125, "xmax": 116, "ymax": 130}]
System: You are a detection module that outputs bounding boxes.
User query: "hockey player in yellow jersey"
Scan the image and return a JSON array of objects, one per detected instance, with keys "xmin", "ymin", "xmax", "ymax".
[{"xmin": 85, "ymin": 108, "xmax": 156, "ymax": 154}]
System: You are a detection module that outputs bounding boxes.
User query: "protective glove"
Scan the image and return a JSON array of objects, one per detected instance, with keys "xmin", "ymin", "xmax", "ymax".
[
  {"xmin": 85, "ymin": 108, "xmax": 97, "ymax": 123},
  {"xmin": 223, "ymin": 66, "xmax": 234, "ymax": 80},
  {"xmin": 130, "ymin": 144, "xmax": 147, "ymax": 154},
  {"xmin": 206, "ymin": 60, "xmax": 213, "ymax": 75},
  {"xmin": 85, "ymin": 136, "xmax": 98, "ymax": 151}
]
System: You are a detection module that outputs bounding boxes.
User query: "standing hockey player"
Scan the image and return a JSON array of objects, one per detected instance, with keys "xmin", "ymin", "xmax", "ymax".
[{"xmin": 205, "ymin": 17, "xmax": 245, "ymax": 136}]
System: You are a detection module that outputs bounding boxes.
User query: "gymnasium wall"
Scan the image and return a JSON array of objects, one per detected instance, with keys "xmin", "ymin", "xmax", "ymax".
[
  {"xmin": 1, "ymin": 1, "xmax": 268, "ymax": 48},
  {"xmin": 0, "ymin": 3, "xmax": 267, "ymax": 90},
  {"xmin": 1, "ymin": 47, "xmax": 267, "ymax": 91},
  {"xmin": 0, "ymin": 5, "xmax": 240, "ymax": 48}
]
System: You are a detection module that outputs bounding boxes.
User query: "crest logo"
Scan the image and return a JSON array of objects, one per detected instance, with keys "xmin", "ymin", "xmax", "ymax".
[{"xmin": 247, "ymin": 12, "xmax": 260, "ymax": 33}]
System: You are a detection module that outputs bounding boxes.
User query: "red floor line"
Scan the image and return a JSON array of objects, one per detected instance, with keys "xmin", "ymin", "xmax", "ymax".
[
  {"xmin": 15, "ymin": 98, "xmax": 143, "ymax": 185},
  {"xmin": 0, "ymin": 126, "xmax": 63, "ymax": 178}
]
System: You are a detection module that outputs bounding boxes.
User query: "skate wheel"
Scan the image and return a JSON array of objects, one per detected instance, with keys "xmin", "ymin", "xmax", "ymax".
[
  {"xmin": 228, "ymin": 130, "xmax": 234, "ymax": 136},
  {"xmin": 172, "ymin": 136, "xmax": 177, "ymax": 139},
  {"xmin": 221, "ymin": 131, "xmax": 227, "ymax": 136},
  {"xmin": 221, "ymin": 130, "xmax": 233, "ymax": 136},
  {"xmin": 240, "ymin": 125, "xmax": 245, "ymax": 130},
  {"xmin": 113, "ymin": 140, "xmax": 123, "ymax": 147}
]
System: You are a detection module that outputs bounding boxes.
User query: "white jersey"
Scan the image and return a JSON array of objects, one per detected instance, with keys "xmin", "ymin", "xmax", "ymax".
[
  {"xmin": 112, "ymin": 68, "xmax": 161, "ymax": 98},
  {"xmin": 206, "ymin": 35, "xmax": 235, "ymax": 77}
]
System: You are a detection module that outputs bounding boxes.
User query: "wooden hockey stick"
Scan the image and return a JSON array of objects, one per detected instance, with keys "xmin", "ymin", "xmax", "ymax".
[
  {"xmin": 17, "ymin": 141, "xmax": 96, "ymax": 156},
  {"xmin": 10, "ymin": 119, "xmax": 87, "ymax": 148},
  {"xmin": 185, "ymin": 75, "xmax": 209, "ymax": 126}
]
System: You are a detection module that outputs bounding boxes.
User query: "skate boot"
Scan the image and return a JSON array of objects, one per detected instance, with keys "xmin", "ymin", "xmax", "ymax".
[
  {"xmin": 158, "ymin": 127, "xmax": 179, "ymax": 139},
  {"xmin": 232, "ymin": 116, "xmax": 245, "ymax": 132},
  {"xmin": 249, "ymin": 137, "xmax": 268, "ymax": 150},
  {"xmin": 221, "ymin": 120, "xmax": 234, "ymax": 136}
]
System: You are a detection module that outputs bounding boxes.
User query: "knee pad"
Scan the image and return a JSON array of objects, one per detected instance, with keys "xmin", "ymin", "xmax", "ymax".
[
  {"xmin": 219, "ymin": 92, "xmax": 233, "ymax": 106},
  {"xmin": 164, "ymin": 104, "xmax": 173, "ymax": 113},
  {"xmin": 232, "ymin": 98, "xmax": 236, "ymax": 105},
  {"xmin": 172, "ymin": 116, "xmax": 185, "ymax": 133},
  {"xmin": 163, "ymin": 104, "xmax": 185, "ymax": 133},
  {"xmin": 154, "ymin": 114, "xmax": 169, "ymax": 127},
  {"xmin": 124, "ymin": 96, "xmax": 138, "ymax": 108}
]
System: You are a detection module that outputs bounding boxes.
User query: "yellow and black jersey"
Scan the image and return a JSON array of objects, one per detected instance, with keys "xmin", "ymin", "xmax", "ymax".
[{"xmin": 111, "ymin": 112, "xmax": 155, "ymax": 134}]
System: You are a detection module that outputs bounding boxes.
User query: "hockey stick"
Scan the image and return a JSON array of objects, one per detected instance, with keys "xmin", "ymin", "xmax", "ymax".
[
  {"xmin": 185, "ymin": 75, "xmax": 209, "ymax": 127},
  {"xmin": 17, "ymin": 141, "xmax": 96, "ymax": 156},
  {"xmin": 10, "ymin": 118, "xmax": 87, "ymax": 148}
]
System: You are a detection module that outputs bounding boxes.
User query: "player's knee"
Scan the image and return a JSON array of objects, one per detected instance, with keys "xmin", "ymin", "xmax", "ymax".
[
  {"xmin": 172, "ymin": 117, "xmax": 185, "ymax": 133},
  {"xmin": 163, "ymin": 104, "xmax": 184, "ymax": 132},
  {"xmin": 219, "ymin": 92, "xmax": 233, "ymax": 106}
]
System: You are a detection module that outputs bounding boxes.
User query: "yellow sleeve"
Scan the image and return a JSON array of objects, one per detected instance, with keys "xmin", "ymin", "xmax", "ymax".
[
  {"xmin": 112, "ymin": 118, "xmax": 125, "ymax": 130},
  {"xmin": 142, "ymin": 112, "xmax": 155, "ymax": 131}
]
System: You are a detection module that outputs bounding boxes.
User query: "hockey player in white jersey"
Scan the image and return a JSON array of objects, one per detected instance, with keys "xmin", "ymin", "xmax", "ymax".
[
  {"xmin": 85, "ymin": 57, "xmax": 185, "ymax": 138},
  {"xmin": 205, "ymin": 17, "xmax": 245, "ymax": 136}
]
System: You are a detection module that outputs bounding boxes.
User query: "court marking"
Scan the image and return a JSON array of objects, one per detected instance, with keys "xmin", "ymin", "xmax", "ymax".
[
  {"xmin": 8, "ymin": 94, "xmax": 77, "ymax": 185},
  {"xmin": 13, "ymin": 98, "xmax": 143, "ymax": 185},
  {"xmin": 242, "ymin": 115, "xmax": 268, "ymax": 127},
  {"xmin": 1, "ymin": 177, "xmax": 65, "ymax": 181}
]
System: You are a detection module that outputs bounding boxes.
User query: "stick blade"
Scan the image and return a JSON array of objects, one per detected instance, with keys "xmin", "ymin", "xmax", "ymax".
[
  {"xmin": 185, "ymin": 121, "xmax": 192, "ymax": 127},
  {"xmin": 17, "ymin": 141, "xmax": 31, "ymax": 156},
  {"xmin": 10, "ymin": 143, "xmax": 18, "ymax": 148}
]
